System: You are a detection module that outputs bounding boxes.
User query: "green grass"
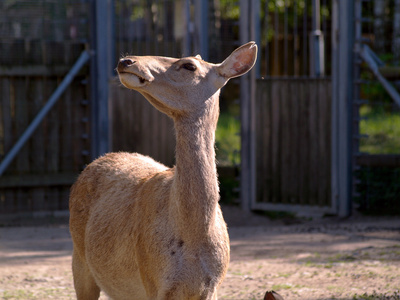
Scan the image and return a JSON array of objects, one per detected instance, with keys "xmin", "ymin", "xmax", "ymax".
[{"xmin": 359, "ymin": 106, "xmax": 400, "ymax": 154}]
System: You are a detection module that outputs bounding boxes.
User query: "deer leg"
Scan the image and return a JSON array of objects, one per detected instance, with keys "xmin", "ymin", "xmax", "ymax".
[{"xmin": 72, "ymin": 250, "xmax": 101, "ymax": 300}]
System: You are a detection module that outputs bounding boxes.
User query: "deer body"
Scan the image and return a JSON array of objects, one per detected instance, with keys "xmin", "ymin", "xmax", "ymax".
[{"xmin": 69, "ymin": 42, "xmax": 257, "ymax": 300}]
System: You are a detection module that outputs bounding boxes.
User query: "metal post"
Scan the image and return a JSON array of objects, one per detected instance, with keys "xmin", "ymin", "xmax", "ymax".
[
  {"xmin": 239, "ymin": 0, "xmax": 258, "ymax": 212},
  {"xmin": 194, "ymin": 0, "xmax": 208, "ymax": 60},
  {"xmin": 331, "ymin": 0, "xmax": 354, "ymax": 217},
  {"xmin": 183, "ymin": 0, "xmax": 192, "ymax": 56},
  {"xmin": 240, "ymin": 0, "xmax": 251, "ymax": 212},
  {"xmin": 90, "ymin": 0, "xmax": 113, "ymax": 159},
  {"xmin": 310, "ymin": 0, "xmax": 325, "ymax": 77}
]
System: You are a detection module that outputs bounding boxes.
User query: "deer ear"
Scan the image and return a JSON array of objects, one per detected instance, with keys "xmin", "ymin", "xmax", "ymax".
[{"xmin": 217, "ymin": 42, "xmax": 257, "ymax": 79}]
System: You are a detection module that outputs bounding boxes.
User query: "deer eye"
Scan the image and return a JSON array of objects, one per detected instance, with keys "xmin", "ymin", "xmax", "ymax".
[{"xmin": 182, "ymin": 63, "xmax": 197, "ymax": 71}]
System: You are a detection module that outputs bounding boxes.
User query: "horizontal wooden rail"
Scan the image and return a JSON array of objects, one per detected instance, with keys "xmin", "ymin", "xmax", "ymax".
[
  {"xmin": 356, "ymin": 154, "xmax": 400, "ymax": 168},
  {"xmin": 0, "ymin": 173, "xmax": 77, "ymax": 188}
]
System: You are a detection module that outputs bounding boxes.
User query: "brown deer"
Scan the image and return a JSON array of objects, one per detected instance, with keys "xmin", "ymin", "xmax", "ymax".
[{"xmin": 69, "ymin": 42, "xmax": 257, "ymax": 300}]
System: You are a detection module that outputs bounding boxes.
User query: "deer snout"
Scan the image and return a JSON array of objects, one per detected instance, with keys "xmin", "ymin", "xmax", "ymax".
[{"xmin": 117, "ymin": 58, "xmax": 135, "ymax": 72}]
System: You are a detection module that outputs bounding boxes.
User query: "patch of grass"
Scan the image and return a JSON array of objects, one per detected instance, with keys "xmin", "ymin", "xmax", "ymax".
[
  {"xmin": 271, "ymin": 283, "xmax": 293, "ymax": 290},
  {"xmin": 2, "ymin": 290, "xmax": 35, "ymax": 299},
  {"xmin": 352, "ymin": 290, "xmax": 400, "ymax": 300},
  {"xmin": 359, "ymin": 106, "xmax": 400, "ymax": 154}
]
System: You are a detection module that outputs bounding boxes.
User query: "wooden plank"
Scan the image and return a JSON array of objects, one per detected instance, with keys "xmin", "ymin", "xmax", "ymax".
[
  {"xmin": 255, "ymin": 81, "xmax": 267, "ymax": 203},
  {"xmin": 298, "ymin": 79, "xmax": 310, "ymax": 205},
  {"xmin": 280, "ymin": 80, "xmax": 290, "ymax": 204},
  {"xmin": 270, "ymin": 80, "xmax": 281, "ymax": 203},
  {"xmin": 29, "ymin": 77, "xmax": 46, "ymax": 211},
  {"xmin": 14, "ymin": 76, "xmax": 30, "ymax": 211},
  {"xmin": 308, "ymin": 80, "xmax": 319, "ymax": 205},
  {"xmin": 318, "ymin": 80, "xmax": 331, "ymax": 206},
  {"xmin": 288, "ymin": 80, "xmax": 300, "ymax": 204},
  {"xmin": 0, "ymin": 77, "xmax": 16, "ymax": 211},
  {"xmin": 0, "ymin": 65, "xmax": 75, "ymax": 76}
]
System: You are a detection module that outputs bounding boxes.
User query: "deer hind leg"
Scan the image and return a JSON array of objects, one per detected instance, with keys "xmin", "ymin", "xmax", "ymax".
[{"xmin": 72, "ymin": 250, "xmax": 101, "ymax": 300}]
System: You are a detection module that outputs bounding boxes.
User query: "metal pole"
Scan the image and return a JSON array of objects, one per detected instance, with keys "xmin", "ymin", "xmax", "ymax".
[
  {"xmin": 240, "ymin": 0, "xmax": 251, "ymax": 212},
  {"xmin": 194, "ymin": 0, "xmax": 208, "ymax": 60},
  {"xmin": 0, "ymin": 51, "xmax": 91, "ymax": 176},
  {"xmin": 90, "ymin": 0, "xmax": 112, "ymax": 159},
  {"xmin": 310, "ymin": 0, "xmax": 325, "ymax": 77},
  {"xmin": 331, "ymin": 0, "xmax": 353, "ymax": 217}
]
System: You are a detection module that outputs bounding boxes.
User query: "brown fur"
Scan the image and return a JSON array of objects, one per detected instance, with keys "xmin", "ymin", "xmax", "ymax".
[{"xmin": 69, "ymin": 42, "xmax": 257, "ymax": 300}]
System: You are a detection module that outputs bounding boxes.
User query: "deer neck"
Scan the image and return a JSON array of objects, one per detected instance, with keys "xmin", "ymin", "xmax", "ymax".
[{"xmin": 170, "ymin": 93, "xmax": 220, "ymax": 239}]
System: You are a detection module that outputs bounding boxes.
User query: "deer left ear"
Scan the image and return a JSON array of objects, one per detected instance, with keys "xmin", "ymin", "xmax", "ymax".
[{"xmin": 217, "ymin": 42, "xmax": 257, "ymax": 79}]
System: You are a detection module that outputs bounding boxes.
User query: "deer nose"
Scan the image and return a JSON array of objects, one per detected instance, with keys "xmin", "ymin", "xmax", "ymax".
[{"xmin": 117, "ymin": 58, "xmax": 135, "ymax": 72}]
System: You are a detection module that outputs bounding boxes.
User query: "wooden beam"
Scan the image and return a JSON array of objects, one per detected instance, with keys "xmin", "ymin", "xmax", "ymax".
[
  {"xmin": 356, "ymin": 154, "xmax": 400, "ymax": 168},
  {"xmin": 0, "ymin": 173, "xmax": 78, "ymax": 188},
  {"xmin": 0, "ymin": 65, "xmax": 73, "ymax": 76}
]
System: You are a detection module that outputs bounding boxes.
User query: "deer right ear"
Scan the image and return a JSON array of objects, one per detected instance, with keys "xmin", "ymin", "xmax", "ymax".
[{"xmin": 217, "ymin": 42, "xmax": 257, "ymax": 81}]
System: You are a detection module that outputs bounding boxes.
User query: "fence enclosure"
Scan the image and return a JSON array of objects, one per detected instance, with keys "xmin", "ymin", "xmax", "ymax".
[
  {"xmin": 1, "ymin": 0, "xmax": 399, "ymax": 217},
  {"xmin": 0, "ymin": 41, "xmax": 90, "ymax": 213}
]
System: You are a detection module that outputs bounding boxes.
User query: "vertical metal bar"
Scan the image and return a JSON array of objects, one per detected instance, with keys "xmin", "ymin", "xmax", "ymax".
[
  {"xmin": 293, "ymin": 1, "xmax": 298, "ymax": 76},
  {"xmin": 239, "ymin": 0, "xmax": 259, "ymax": 211},
  {"xmin": 253, "ymin": 0, "xmax": 261, "ymax": 78},
  {"xmin": 163, "ymin": 0, "xmax": 169, "ymax": 56},
  {"xmin": 194, "ymin": 0, "xmax": 208, "ymax": 60},
  {"xmin": 240, "ymin": 0, "xmax": 251, "ymax": 212},
  {"xmin": 310, "ymin": 0, "xmax": 325, "ymax": 77},
  {"xmin": 183, "ymin": 0, "xmax": 192, "ymax": 56},
  {"xmin": 303, "ymin": 0, "xmax": 308, "ymax": 76},
  {"xmin": 264, "ymin": 0, "xmax": 269, "ymax": 77},
  {"xmin": 274, "ymin": 1, "xmax": 279, "ymax": 75},
  {"xmin": 90, "ymin": 0, "xmax": 112, "ymax": 159},
  {"xmin": 331, "ymin": 0, "xmax": 354, "ymax": 217},
  {"xmin": 284, "ymin": 0, "xmax": 288, "ymax": 75},
  {"xmin": 155, "ymin": 0, "xmax": 160, "ymax": 55}
]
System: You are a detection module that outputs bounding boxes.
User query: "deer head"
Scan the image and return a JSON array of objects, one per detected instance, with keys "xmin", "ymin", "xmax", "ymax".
[{"xmin": 117, "ymin": 42, "xmax": 258, "ymax": 118}]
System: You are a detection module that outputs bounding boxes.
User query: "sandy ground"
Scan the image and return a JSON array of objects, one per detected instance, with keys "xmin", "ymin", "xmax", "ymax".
[{"xmin": 0, "ymin": 205, "xmax": 400, "ymax": 300}]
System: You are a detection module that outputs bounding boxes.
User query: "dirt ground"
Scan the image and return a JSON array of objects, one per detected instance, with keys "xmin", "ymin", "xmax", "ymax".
[{"xmin": 0, "ymin": 205, "xmax": 399, "ymax": 300}]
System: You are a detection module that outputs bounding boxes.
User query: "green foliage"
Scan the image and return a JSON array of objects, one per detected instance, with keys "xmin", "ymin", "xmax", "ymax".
[
  {"xmin": 215, "ymin": 112, "xmax": 240, "ymax": 166},
  {"xmin": 359, "ymin": 106, "xmax": 400, "ymax": 154}
]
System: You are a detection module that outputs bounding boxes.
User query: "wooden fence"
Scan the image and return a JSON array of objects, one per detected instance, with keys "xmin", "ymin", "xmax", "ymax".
[
  {"xmin": 110, "ymin": 82, "xmax": 176, "ymax": 167},
  {"xmin": 0, "ymin": 41, "xmax": 90, "ymax": 214},
  {"xmin": 255, "ymin": 78, "xmax": 332, "ymax": 208}
]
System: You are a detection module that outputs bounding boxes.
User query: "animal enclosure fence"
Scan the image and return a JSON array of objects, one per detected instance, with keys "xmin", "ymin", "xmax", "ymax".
[
  {"xmin": 0, "ymin": 42, "xmax": 90, "ymax": 213},
  {"xmin": 0, "ymin": 1, "xmax": 91, "ymax": 214}
]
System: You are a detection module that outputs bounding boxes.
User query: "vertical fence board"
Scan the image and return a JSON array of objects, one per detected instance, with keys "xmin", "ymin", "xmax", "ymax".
[{"xmin": 30, "ymin": 77, "xmax": 47, "ymax": 210}]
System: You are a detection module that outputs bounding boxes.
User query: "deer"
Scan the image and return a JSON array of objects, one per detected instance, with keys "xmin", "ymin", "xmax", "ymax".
[{"xmin": 69, "ymin": 42, "xmax": 257, "ymax": 300}]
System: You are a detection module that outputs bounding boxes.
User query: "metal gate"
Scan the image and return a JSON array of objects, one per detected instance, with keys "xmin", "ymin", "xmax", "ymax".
[
  {"xmin": 239, "ymin": 0, "xmax": 353, "ymax": 216},
  {"xmin": 240, "ymin": 0, "xmax": 400, "ymax": 216}
]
